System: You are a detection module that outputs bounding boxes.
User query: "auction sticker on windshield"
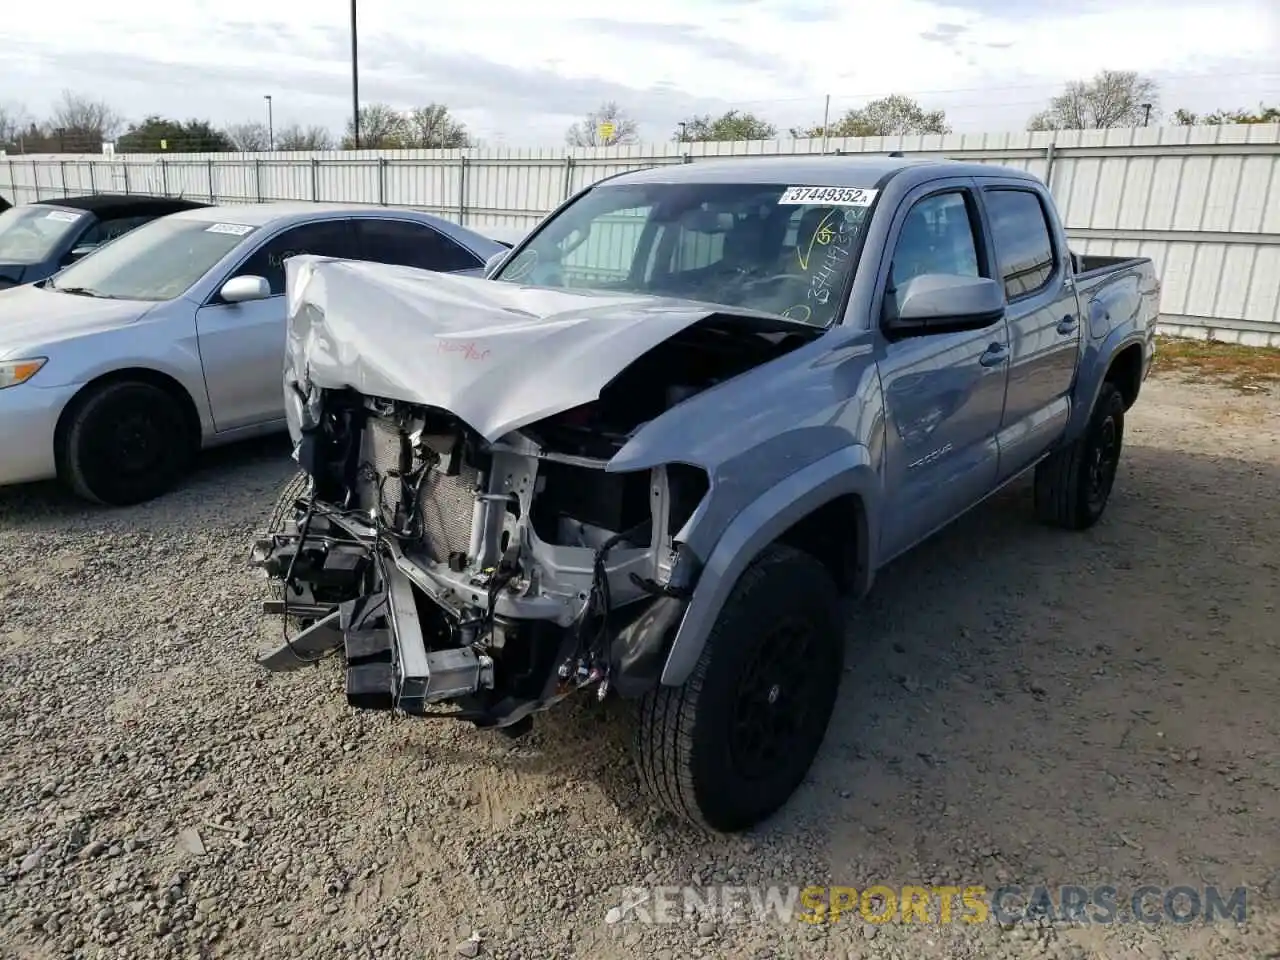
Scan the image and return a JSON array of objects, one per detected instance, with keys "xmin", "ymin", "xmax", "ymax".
[
  {"xmin": 205, "ymin": 223, "xmax": 255, "ymax": 236},
  {"xmin": 44, "ymin": 210, "xmax": 83, "ymax": 222},
  {"xmin": 778, "ymin": 186, "xmax": 878, "ymax": 206}
]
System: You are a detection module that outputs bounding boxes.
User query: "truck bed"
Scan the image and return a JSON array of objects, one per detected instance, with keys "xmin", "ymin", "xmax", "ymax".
[
  {"xmin": 1070, "ymin": 251, "xmax": 1148, "ymax": 278},
  {"xmin": 1067, "ymin": 252, "xmax": 1159, "ymax": 374}
]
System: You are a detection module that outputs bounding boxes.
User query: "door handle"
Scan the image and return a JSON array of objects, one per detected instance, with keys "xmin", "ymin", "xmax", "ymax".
[
  {"xmin": 979, "ymin": 343, "xmax": 1008, "ymax": 367},
  {"xmin": 1057, "ymin": 315, "xmax": 1079, "ymax": 335}
]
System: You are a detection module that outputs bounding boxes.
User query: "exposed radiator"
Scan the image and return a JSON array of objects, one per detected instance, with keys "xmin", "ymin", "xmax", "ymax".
[
  {"xmin": 361, "ymin": 418, "xmax": 479, "ymax": 563},
  {"xmin": 417, "ymin": 465, "xmax": 480, "ymax": 562}
]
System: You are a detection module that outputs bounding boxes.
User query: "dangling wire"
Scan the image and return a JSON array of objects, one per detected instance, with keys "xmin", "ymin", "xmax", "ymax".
[{"xmin": 568, "ymin": 518, "xmax": 652, "ymax": 668}]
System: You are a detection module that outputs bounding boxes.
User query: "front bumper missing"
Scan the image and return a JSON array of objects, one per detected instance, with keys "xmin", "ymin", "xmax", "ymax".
[
  {"xmin": 343, "ymin": 564, "xmax": 494, "ymax": 713},
  {"xmin": 255, "ymin": 535, "xmax": 494, "ymax": 713}
]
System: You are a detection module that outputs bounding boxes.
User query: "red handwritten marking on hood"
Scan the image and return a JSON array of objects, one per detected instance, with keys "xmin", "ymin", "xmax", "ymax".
[{"xmin": 437, "ymin": 339, "xmax": 491, "ymax": 361}]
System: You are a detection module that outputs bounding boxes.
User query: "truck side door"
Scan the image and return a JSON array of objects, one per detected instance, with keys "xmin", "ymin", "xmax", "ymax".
[
  {"xmin": 873, "ymin": 179, "xmax": 1011, "ymax": 559},
  {"xmin": 977, "ymin": 183, "xmax": 1081, "ymax": 480}
]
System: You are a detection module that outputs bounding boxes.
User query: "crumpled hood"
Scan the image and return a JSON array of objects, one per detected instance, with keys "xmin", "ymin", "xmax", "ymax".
[
  {"xmin": 0, "ymin": 282, "xmax": 152, "ymax": 359},
  {"xmin": 284, "ymin": 256, "xmax": 793, "ymax": 443}
]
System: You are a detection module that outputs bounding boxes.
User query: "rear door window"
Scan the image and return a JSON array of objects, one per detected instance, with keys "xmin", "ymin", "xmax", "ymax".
[
  {"xmin": 354, "ymin": 218, "xmax": 482, "ymax": 273},
  {"xmin": 984, "ymin": 189, "xmax": 1057, "ymax": 299}
]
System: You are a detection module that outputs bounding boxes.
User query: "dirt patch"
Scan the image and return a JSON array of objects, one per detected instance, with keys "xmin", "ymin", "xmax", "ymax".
[{"xmin": 1152, "ymin": 335, "xmax": 1280, "ymax": 394}]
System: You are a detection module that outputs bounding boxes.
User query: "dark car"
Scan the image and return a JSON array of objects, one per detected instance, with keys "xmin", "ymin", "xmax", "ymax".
[{"xmin": 0, "ymin": 194, "xmax": 209, "ymax": 289}]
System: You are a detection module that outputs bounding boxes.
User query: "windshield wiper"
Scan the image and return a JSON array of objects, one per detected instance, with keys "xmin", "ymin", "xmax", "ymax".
[{"xmin": 51, "ymin": 285, "xmax": 113, "ymax": 298}]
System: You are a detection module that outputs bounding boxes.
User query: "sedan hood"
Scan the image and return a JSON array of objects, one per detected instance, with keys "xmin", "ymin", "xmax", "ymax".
[
  {"xmin": 0, "ymin": 283, "xmax": 153, "ymax": 359},
  {"xmin": 284, "ymin": 256, "xmax": 807, "ymax": 443}
]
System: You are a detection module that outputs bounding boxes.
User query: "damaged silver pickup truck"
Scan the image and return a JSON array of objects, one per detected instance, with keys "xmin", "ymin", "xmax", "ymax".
[{"xmin": 250, "ymin": 156, "xmax": 1159, "ymax": 832}]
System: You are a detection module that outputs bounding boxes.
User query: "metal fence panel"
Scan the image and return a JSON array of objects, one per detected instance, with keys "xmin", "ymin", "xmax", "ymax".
[{"xmin": 2, "ymin": 124, "xmax": 1277, "ymax": 345}]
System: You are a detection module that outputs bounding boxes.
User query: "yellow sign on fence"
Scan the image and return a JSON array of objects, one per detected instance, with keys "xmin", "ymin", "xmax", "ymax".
[{"xmin": 597, "ymin": 121, "xmax": 615, "ymax": 141}]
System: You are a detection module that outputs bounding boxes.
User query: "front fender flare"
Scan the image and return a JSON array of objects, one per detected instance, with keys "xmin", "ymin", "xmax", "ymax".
[{"xmin": 659, "ymin": 444, "xmax": 878, "ymax": 687}]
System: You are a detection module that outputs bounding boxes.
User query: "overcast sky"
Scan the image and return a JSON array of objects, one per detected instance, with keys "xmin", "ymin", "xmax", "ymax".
[{"xmin": 5, "ymin": 0, "xmax": 1279, "ymax": 146}]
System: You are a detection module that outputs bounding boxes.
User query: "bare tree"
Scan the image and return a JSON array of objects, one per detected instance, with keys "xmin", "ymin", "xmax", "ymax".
[
  {"xmin": 0, "ymin": 102, "xmax": 31, "ymax": 149},
  {"xmin": 49, "ymin": 89, "xmax": 124, "ymax": 149},
  {"xmin": 341, "ymin": 103, "xmax": 408, "ymax": 149},
  {"xmin": 276, "ymin": 124, "xmax": 334, "ymax": 151},
  {"xmin": 1026, "ymin": 71, "xmax": 1159, "ymax": 130},
  {"xmin": 404, "ymin": 104, "xmax": 470, "ymax": 148},
  {"xmin": 565, "ymin": 101, "xmax": 638, "ymax": 147},
  {"xmin": 224, "ymin": 121, "xmax": 271, "ymax": 151}
]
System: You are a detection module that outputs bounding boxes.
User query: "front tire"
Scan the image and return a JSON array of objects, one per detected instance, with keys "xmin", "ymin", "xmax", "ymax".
[
  {"xmin": 1033, "ymin": 381, "xmax": 1126, "ymax": 530},
  {"xmin": 59, "ymin": 380, "xmax": 197, "ymax": 506},
  {"xmin": 267, "ymin": 469, "xmax": 311, "ymax": 535},
  {"xmin": 634, "ymin": 543, "xmax": 844, "ymax": 832},
  {"xmin": 264, "ymin": 469, "xmax": 321, "ymax": 630}
]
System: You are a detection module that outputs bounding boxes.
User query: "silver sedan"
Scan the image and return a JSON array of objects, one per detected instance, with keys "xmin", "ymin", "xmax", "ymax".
[{"xmin": 0, "ymin": 201, "xmax": 506, "ymax": 505}]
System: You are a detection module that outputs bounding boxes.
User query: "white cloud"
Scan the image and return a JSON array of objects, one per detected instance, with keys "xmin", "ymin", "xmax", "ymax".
[{"xmin": 3, "ymin": 0, "xmax": 1277, "ymax": 145}]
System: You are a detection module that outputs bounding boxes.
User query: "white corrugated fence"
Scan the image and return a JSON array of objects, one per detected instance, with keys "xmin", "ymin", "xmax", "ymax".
[{"xmin": 2, "ymin": 123, "xmax": 1278, "ymax": 345}]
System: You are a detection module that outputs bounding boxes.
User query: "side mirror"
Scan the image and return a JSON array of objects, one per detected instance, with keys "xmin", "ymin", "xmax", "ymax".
[
  {"xmin": 63, "ymin": 244, "xmax": 97, "ymax": 265},
  {"xmin": 483, "ymin": 251, "xmax": 507, "ymax": 278},
  {"xmin": 220, "ymin": 275, "xmax": 271, "ymax": 303},
  {"xmin": 883, "ymin": 274, "xmax": 1005, "ymax": 334}
]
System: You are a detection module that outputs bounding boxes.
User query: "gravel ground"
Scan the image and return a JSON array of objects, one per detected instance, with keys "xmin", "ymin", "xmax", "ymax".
[{"xmin": 1, "ymin": 371, "xmax": 1278, "ymax": 960}]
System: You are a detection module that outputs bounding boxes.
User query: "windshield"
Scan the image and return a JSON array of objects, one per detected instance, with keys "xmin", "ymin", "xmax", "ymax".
[
  {"xmin": 48, "ymin": 217, "xmax": 257, "ymax": 300},
  {"xmin": 493, "ymin": 181, "xmax": 878, "ymax": 326},
  {"xmin": 0, "ymin": 205, "xmax": 86, "ymax": 264}
]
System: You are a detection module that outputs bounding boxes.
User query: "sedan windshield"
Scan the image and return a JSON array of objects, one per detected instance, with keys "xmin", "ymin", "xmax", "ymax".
[
  {"xmin": 48, "ymin": 217, "xmax": 257, "ymax": 301},
  {"xmin": 0, "ymin": 205, "xmax": 87, "ymax": 264},
  {"xmin": 493, "ymin": 181, "xmax": 878, "ymax": 326}
]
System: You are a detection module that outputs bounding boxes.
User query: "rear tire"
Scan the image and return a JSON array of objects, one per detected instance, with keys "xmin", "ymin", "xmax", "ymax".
[
  {"xmin": 59, "ymin": 380, "xmax": 197, "ymax": 506},
  {"xmin": 1033, "ymin": 381, "xmax": 1126, "ymax": 530},
  {"xmin": 633, "ymin": 543, "xmax": 844, "ymax": 832}
]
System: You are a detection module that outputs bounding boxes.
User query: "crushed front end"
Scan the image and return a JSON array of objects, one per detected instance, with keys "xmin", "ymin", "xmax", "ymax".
[{"xmin": 250, "ymin": 387, "xmax": 706, "ymax": 729}]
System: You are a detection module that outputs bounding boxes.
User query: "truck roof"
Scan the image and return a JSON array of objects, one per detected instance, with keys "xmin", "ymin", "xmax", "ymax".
[{"xmin": 603, "ymin": 155, "xmax": 1042, "ymax": 188}]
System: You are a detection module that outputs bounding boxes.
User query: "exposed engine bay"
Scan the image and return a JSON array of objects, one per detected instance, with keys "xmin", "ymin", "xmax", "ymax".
[{"xmin": 251, "ymin": 310, "xmax": 816, "ymax": 729}]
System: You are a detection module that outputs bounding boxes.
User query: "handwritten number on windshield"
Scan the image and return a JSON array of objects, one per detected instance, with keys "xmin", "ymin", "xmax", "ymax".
[{"xmin": 796, "ymin": 209, "xmax": 839, "ymax": 271}]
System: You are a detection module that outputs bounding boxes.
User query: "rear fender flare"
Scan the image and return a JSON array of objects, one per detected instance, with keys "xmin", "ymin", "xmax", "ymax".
[
  {"xmin": 659, "ymin": 444, "xmax": 878, "ymax": 687},
  {"xmin": 1065, "ymin": 327, "xmax": 1146, "ymax": 443}
]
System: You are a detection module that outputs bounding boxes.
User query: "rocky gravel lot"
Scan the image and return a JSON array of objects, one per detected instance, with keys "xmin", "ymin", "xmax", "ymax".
[{"xmin": 1, "ymin": 369, "xmax": 1278, "ymax": 960}]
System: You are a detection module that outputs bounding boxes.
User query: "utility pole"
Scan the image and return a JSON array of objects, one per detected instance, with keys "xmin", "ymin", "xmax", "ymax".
[
  {"xmin": 1141, "ymin": 103, "xmax": 1152, "ymax": 127},
  {"xmin": 350, "ymin": 0, "xmax": 361, "ymax": 149},
  {"xmin": 820, "ymin": 94, "xmax": 831, "ymax": 154},
  {"xmin": 264, "ymin": 95, "xmax": 274, "ymax": 150}
]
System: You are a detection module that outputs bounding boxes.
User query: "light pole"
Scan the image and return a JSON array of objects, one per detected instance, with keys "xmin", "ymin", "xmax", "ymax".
[
  {"xmin": 1141, "ymin": 103, "xmax": 1152, "ymax": 127},
  {"xmin": 264, "ymin": 95, "xmax": 274, "ymax": 150},
  {"xmin": 350, "ymin": 0, "xmax": 361, "ymax": 149}
]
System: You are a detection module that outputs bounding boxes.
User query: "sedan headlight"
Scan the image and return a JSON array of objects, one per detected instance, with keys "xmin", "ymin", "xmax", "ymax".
[{"xmin": 0, "ymin": 358, "xmax": 47, "ymax": 390}]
